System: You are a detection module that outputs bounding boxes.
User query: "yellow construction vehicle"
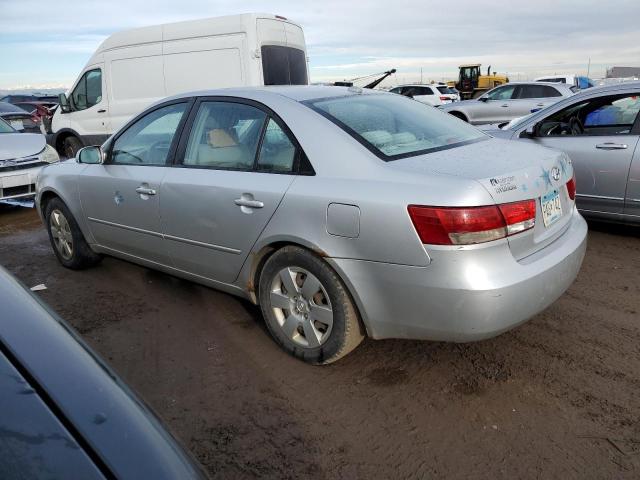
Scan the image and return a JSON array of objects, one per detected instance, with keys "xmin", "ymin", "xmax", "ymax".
[{"xmin": 448, "ymin": 64, "xmax": 509, "ymax": 100}]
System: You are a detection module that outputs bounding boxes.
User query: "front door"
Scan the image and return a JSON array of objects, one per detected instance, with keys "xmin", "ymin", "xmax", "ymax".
[
  {"xmin": 524, "ymin": 92, "xmax": 640, "ymax": 214},
  {"xmin": 480, "ymin": 84, "xmax": 518, "ymax": 124},
  {"xmin": 161, "ymin": 100, "xmax": 298, "ymax": 283},
  {"xmin": 67, "ymin": 65, "xmax": 110, "ymax": 139},
  {"xmin": 79, "ymin": 101, "xmax": 189, "ymax": 264}
]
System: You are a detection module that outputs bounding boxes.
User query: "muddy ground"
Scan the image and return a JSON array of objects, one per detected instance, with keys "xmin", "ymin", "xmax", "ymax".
[{"xmin": 1, "ymin": 204, "xmax": 639, "ymax": 479}]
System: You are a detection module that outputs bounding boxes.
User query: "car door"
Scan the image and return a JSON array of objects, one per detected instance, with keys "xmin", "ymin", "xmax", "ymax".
[
  {"xmin": 66, "ymin": 66, "xmax": 110, "ymax": 139},
  {"xmin": 521, "ymin": 92, "xmax": 640, "ymax": 215},
  {"xmin": 79, "ymin": 101, "xmax": 190, "ymax": 264},
  {"xmin": 478, "ymin": 84, "xmax": 518, "ymax": 124},
  {"xmin": 160, "ymin": 99, "xmax": 298, "ymax": 284},
  {"xmin": 626, "ymin": 146, "xmax": 640, "ymax": 218}
]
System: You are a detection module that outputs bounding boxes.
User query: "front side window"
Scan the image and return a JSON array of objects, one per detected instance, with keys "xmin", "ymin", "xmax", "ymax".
[
  {"xmin": 183, "ymin": 102, "xmax": 266, "ymax": 169},
  {"xmin": 538, "ymin": 93, "xmax": 640, "ymax": 136},
  {"xmin": 111, "ymin": 103, "xmax": 187, "ymax": 165},
  {"xmin": 257, "ymin": 119, "xmax": 296, "ymax": 172},
  {"xmin": 71, "ymin": 69, "xmax": 102, "ymax": 111},
  {"xmin": 485, "ymin": 85, "xmax": 516, "ymax": 101},
  {"xmin": 261, "ymin": 46, "xmax": 308, "ymax": 85},
  {"xmin": 307, "ymin": 93, "xmax": 486, "ymax": 160}
]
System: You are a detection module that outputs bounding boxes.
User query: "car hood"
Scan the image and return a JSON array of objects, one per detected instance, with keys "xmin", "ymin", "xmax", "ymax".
[{"xmin": 0, "ymin": 133, "xmax": 45, "ymax": 161}]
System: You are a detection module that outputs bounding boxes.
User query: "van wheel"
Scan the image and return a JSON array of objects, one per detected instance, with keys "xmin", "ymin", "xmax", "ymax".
[
  {"xmin": 258, "ymin": 246, "xmax": 364, "ymax": 365},
  {"xmin": 45, "ymin": 198, "xmax": 102, "ymax": 269},
  {"xmin": 63, "ymin": 136, "xmax": 83, "ymax": 159}
]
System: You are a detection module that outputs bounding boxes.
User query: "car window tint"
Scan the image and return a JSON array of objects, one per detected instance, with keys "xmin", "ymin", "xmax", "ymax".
[
  {"xmin": 111, "ymin": 103, "xmax": 186, "ymax": 165},
  {"xmin": 308, "ymin": 93, "xmax": 486, "ymax": 160},
  {"xmin": 539, "ymin": 94, "xmax": 640, "ymax": 136},
  {"xmin": 261, "ymin": 46, "xmax": 308, "ymax": 86},
  {"xmin": 519, "ymin": 85, "xmax": 561, "ymax": 99},
  {"xmin": 417, "ymin": 87, "xmax": 433, "ymax": 96},
  {"xmin": 71, "ymin": 69, "xmax": 102, "ymax": 111},
  {"xmin": 257, "ymin": 119, "xmax": 296, "ymax": 172},
  {"xmin": 486, "ymin": 85, "xmax": 516, "ymax": 100},
  {"xmin": 183, "ymin": 102, "xmax": 266, "ymax": 169}
]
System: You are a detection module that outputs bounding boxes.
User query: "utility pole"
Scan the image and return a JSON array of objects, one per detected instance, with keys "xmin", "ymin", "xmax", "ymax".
[
  {"xmin": 587, "ymin": 58, "xmax": 591, "ymax": 77},
  {"xmin": 420, "ymin": 68, "xmax": 423, "ymax": 84}
]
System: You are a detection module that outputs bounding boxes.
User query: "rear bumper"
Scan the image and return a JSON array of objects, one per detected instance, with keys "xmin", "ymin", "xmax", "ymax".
[{"xmin": 329, "ymin": 207, "xmax": 587, "ymax": 342}]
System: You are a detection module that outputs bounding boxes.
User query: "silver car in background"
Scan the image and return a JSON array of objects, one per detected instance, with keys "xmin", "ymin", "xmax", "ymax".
[
  {"xmin": 36, "ymin": 86, "xmax": 587, "ymax": 364},
  {"xmin": 440, "ymin": 82, "xmax": 575, "ymax": 125},
  {"xmin": 487, "ymin": 82, "xmax": 640, "ymax": 224}
]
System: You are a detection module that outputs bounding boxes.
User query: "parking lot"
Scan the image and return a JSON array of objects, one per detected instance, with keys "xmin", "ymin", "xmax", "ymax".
[{"xmin": 1, "ymin": 203, "xmax": 639, "ymax": 479}]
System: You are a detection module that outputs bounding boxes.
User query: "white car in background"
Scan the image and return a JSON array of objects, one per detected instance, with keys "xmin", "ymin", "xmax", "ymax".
[
  {"xmin": 0, "ymin": 117, "xmax": 60, "ymax": 201},
  {"xmin": 389, "ymin": 84, "xmax": 458, "ymax": 107}
]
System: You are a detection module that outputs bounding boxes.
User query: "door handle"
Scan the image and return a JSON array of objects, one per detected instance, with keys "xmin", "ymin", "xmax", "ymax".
[
  {"xmin": 595, "ymin": 143, "xmax": 628, "ymax": 150},
  {"xmin": 536, "ymin": 103, "xmax": 545, "ymax": 107},
  {"xmin": 135, "ymin": 186, "xmax": 157, "ymax": 195},
  {"xmin": 501, "ymin": 104, "xmax": 509, "ymax": 107},
  {"xmin": 234, "ymin": 198, "xmax": 264, "ymax": 209},
  {"xmin": 97, "ymin": 109, "xmax": 107, "ymax": 113}
]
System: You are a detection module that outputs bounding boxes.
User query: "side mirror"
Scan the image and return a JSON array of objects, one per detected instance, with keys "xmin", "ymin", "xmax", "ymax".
[
  {"xmin": 77, "ymin": 146, "xmax": 104, "ymax": 164},
  {"xmin": 58, "ymin": 93, "xmax": 71, "ymax": 113},
  {"xmin": 478, "ymin": 97, "xmax": 488, "ymax": 102},
  {"xmin": 519, "ymin": 124, "xmax": 537, "ymax": 139}
]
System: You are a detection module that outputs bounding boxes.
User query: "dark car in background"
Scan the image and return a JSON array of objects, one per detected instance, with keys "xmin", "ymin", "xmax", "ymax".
[
  {"xmin": 0, "ymin": 266, "xmax": 208, "ymax": 479},
  {"xmin": 0, "ymin": 94, "xmax": 59, "ymax": 104},
  {"xmin": 0, "ymin": 102, "xmax": 40, "ymax": 133}
]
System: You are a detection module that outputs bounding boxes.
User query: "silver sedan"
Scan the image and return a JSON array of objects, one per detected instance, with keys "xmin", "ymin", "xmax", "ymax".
[
  {"xmin": 440, "ymin": 82, "xmax": 575, "ymax": 125},
  {"xmin": 486, "ymin": 82, "xmax": 640, "ymax": 224},
  {"xmin": 36, "ymin": 86, "xmax": 587, "ymax": 364}
]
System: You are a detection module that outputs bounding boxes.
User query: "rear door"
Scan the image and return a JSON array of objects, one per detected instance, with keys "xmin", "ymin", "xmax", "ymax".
[
  {"xmin": 626, "ymin": 146, "xmax": 640, "ymax": 218},
  {"xmin": 515, "ymin": 84, "xmax": 564, "ymax": 116},
  {"xmin": 526, "ymin": 92, "xmax": 640, "ymax": 215},
  {"xmin": 160, "ymin": 98, "xmax": 298, "ymax": 283},
  {"xmin": 79, "ymin": 100, "xmax": 189, "ymax": 264}
]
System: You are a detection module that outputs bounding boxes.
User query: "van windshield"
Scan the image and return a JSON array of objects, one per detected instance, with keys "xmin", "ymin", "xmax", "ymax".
[
  {"xmin": 306, "ymin": 93, "xmax": 486, "ymax": 160},
  {"xmin": 261, "ymin": 46, "xmax": 308, "ymax": 86}
]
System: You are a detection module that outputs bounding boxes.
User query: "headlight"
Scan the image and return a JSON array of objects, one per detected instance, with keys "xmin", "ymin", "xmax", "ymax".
[{"xmin": 40, "ymin": 144, "xmax": 60, "ymax": 164}]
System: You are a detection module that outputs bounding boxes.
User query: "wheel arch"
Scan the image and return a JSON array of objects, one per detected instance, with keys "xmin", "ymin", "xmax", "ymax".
[
  {"xmin": 53, "ymin": 129, "xmax": 83, "ymax": 156},
  {"xmin": 448, "ymin": 110, "xmax": 469, "ymax": 122}
]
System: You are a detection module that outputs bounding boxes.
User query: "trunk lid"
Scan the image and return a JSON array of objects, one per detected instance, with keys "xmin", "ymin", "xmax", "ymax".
[{"xmin": 389, "ymin": 138, "xmax": 575, "ymax": 259}]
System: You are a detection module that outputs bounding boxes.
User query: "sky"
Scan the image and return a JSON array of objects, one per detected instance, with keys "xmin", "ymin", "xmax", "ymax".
[{"xmin": 1, "ymin": 0, "xmax": 639, "ymax": 90}]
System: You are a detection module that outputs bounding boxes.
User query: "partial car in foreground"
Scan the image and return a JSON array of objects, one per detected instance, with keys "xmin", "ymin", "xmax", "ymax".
[
  {"xmin": 440, "ymin": 81, "xmax": 574, "ymax": 125},
  {"xmin": 485, "ymin": 82, "xmax": 640, "ymax": 224},
  {"xmin": 389, "ymin": 84, "xmax": 457, "ymax": 106},
  {"xmin": 0, "ymin": 117, "xmax": 59, "ymax": 201},
  {"xmin": 36, "ymin": 86, "xmax": 587, "ymax": 364},
  {"xmin": 0, "ymin": 266, "xmax": 207, "ymax": 479}
]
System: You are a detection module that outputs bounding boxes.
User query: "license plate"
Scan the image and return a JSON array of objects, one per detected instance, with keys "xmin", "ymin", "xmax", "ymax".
[
  {"xmin": 10, "ymin": 119, "xmax": 24, "ymax": 130},
  {"xmin": 541, "ymin": 190, "xmax": 562, "ymax": 227}
]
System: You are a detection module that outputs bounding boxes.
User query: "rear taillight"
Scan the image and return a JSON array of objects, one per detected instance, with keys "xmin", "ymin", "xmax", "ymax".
[
  {"xmin": 408, "ymin": 199, "xmax": 536, "ymax": 245},
  {"xmin": 440, "ymin": 96, "xmax": 449, "ymax": 101},
  {"xmin": 566, "ymin": 174, "xmax": 576, "ymax": 200}
]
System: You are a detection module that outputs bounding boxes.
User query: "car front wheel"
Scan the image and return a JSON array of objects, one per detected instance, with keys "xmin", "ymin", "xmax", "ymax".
[
  {"xmin": 258, "ymin": 246, "xmax": 364, "ymax": 364},
  {"xmin": 45, "ymin": 198, "xmax": 102, "ymax": 269}
]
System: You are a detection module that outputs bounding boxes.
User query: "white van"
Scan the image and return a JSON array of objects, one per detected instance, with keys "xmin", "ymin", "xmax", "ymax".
[{"xmin": 50, "ymin": 13, "xmax": 308, "ymax": 157}]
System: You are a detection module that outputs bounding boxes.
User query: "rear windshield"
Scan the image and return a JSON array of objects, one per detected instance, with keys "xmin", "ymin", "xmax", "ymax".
[
  {"xmin": 436, "ymin": 86, "xmax": 453, "ymax": 94},
  {"xmin": 261, "ymin": 46, "xmax": 308, "ymax": 86},
  {"xmin": 306, "ymin": 93, "xmax": 486, "ymax": 160}
]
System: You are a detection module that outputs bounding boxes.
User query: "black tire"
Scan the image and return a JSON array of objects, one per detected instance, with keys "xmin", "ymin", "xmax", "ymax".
[
  {"xmin": 258, "ymin": 246, "xmax": 364, "ymax": 365},
  {"xmin": 449, "ymin": 111, "xmax": 468, "ymax": 122},
  {"xmin": 45, "ymin": 197, "xmax": 102, "ymax": 269},
  {"xmin": 62, "ymin": 136, "xmax": 83, "ymax": 159}
]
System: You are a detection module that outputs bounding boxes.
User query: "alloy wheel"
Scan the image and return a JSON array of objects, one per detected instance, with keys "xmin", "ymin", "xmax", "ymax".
[{"xmin": 49, "ymin": 209, "xmax": 74, "ymax": 260}]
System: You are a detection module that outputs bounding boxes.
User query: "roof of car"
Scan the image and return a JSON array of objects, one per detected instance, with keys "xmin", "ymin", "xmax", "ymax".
[{"xmin": 163, "ymin": 85, "xmax": 383, "ymax": 103}]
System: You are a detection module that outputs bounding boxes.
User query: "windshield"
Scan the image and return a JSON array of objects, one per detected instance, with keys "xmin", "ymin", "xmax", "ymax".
[
  {"xmin": 261, "ymin": 46, "xmax": 308, "ymax": 86},
  {"xmin": 306, "ymin": 93, "xmax": 486, "ymax": 160},
  {"xmin": 0, "ymin": 117, "xmax": 15, "ymax": 133}
]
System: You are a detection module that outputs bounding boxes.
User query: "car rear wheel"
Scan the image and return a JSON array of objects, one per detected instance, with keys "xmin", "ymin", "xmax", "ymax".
[
  {"xmin": 258, "ymin": 246, "xmax": 364, "ymax": 364},
  {"xmin": 45, "ymin": 198, "xmax": 102, "ymax": 269}
]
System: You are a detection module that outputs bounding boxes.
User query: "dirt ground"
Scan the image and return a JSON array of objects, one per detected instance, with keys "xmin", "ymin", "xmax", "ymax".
[{"xmin": 1, "ymin": 204, "xmax": 639, "ymax": 479}]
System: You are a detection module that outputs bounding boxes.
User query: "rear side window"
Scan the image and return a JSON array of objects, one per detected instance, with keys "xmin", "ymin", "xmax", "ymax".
[
  {"xmin": 261, "ymin": 46, "xmax": 308, "ymax": 86},
  {"xmin": 307, "ymin": 93, "xmax": 486, "ymax": 160},
  {"xmin": 183, "ymin": 102, "xmax": 266, "ymax": 169},
  {"xmin": 518, "ymin": 85, "xmax": 562, "ymax": 99},
  {"xmin": 71, "ymin": 69, "xmax": 102, "ymax": 111},
  {"xmin": 257, "ymin": 119, "xmax": 296, "ymax": 172}
]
